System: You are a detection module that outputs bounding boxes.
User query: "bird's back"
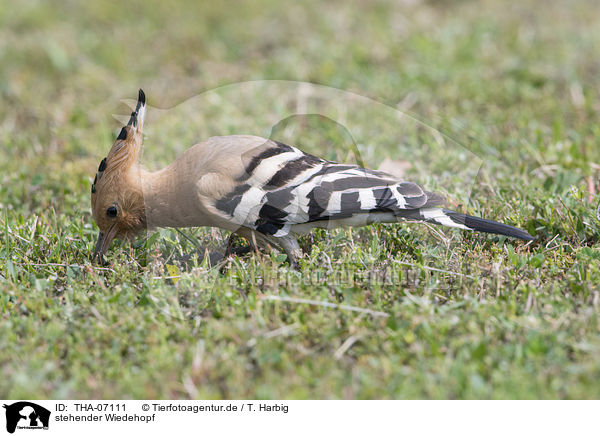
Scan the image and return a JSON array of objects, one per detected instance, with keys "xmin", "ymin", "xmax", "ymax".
[{"xmin": 187, "ymin": 135, "xmax": 447, "ymax": 236}]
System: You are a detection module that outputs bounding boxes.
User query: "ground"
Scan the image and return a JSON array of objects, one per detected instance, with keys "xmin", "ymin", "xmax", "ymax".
[{"xmin": 1, "ymin": 0, "xmax": 600, "ymax": 399}]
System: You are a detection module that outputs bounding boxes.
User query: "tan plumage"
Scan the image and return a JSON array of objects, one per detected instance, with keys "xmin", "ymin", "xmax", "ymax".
[
  {"xmin": 91, "ymin": 91, "xmax": 302, "ymax": 262},
  {"xmin": 91, "ymin": 89, "xmax": 533, "ymax": 266}
]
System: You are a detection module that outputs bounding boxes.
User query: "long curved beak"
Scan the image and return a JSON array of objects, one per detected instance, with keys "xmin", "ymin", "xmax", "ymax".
[{"xmin": 92, "ymin": 225, "xmax": 118, "ymax": 264}]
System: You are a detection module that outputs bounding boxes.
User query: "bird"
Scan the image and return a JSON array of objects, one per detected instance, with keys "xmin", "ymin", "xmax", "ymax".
[{"xmin": 91, "ymin": 89, "xmax": 533, "ymax": 267}]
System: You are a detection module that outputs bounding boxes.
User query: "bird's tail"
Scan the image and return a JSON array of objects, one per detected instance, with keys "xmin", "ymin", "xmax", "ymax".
[{"xmin": 400, "ymin": 208, "xmax": 534, "ymax": 241}]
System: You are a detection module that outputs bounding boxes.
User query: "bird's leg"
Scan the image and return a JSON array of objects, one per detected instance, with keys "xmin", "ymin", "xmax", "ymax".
[
  {"xmin": 276, "ymin": 234, "xmax": 302, "ymax": 269},
  {"xmin": 220, "ymin": 229, "xmax": 259, "ymax": 274},
  {"xmin": 226, "ymin": 228, "xmax": 301, "ymax": 268},
  {"xmin": 227, "ymin": 228, "xmax": 274, "ymax": 257},
  {"xmin": 225, "ymin": 232, "xmax": 252, "ymax": 257}
]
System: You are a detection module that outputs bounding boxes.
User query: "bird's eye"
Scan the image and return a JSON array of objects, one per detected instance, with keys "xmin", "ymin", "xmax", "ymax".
[{"xmin": 106, "ymin": 205, "xmax": 118, "ymax": 218}]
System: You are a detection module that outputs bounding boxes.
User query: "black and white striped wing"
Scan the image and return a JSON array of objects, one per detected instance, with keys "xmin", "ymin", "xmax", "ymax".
[{"xmin": 214, "ymin": 140, "xmax": 457, "ymax": 237}]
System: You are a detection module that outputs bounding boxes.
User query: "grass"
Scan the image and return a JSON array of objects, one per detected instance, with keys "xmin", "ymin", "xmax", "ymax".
[{"xmin": 1, "ymin": 0, "xmax": 600, "ymax": 399}]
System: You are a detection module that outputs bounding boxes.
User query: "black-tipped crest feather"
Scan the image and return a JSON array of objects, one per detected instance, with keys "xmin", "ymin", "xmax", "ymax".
[
  {"xmin": 137, "ymin": 89, "xmax": 145, "ymax": 109},
  {"xmin": 98, "ymin": 158, "xmax": 106, "ymax": 172},
  {"xmin": 117, "ymin": 127, "xmax": 127, "ymax": 140},
  {"xmin": 127, "ymin": 111, "xmax": 137, "ymax": 127}
]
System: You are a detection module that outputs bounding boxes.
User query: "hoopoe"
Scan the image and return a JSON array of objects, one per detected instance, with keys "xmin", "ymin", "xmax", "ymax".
[{"xmin": 91, "ymin": 89, "xmax": 533, "ymax": 267}]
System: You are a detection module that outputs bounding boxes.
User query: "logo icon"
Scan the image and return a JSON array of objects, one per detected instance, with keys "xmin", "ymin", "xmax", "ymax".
[{"xmin": 2, "ymin": 402, "xmax": 50, "ymax": 434}]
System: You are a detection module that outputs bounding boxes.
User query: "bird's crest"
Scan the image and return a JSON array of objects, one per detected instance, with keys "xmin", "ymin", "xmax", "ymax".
[{"xmin": 91, "ymin": 89, "xmax": 146, "ymax": 196}]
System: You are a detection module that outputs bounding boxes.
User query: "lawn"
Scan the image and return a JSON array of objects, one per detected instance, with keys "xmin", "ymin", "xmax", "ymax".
[{"xmin": 1, "ymin": 0, "xmax": 600, "ymax": 399}]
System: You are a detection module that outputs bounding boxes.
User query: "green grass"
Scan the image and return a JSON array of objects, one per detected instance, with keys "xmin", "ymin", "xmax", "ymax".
[{"xmin": 2, "ymin": 0, "xmax": 600, "ymax": 399}]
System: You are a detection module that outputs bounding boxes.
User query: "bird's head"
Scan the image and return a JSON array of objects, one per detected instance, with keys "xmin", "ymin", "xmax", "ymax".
[{"xmin": 91, "ymin": 89, "xmax": 147, "ymax": 263}]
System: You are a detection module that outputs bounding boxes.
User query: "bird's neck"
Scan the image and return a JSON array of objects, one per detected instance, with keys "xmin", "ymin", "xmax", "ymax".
[{"xmin": 138, "ymin": 163, "xmax": 208, "ymax": 229}]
